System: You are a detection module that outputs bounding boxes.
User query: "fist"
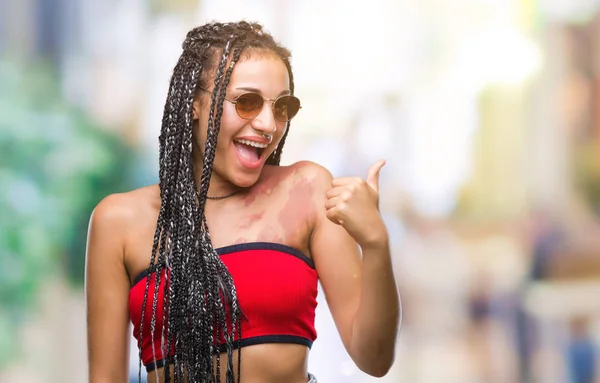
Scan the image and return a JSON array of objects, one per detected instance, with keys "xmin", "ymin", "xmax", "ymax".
[{"xmin": 325, "ymin": 160, "xmax": 387, "ymax": 247}]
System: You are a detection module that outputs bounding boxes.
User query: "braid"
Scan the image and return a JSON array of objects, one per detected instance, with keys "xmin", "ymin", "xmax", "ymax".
[
  {"xmin": 267, "ymin": 56, "xmax": 295, "ymax": 165},
  {"xmin": 137, "ymin": 21, "xmax": 296, "ymax": 383},
  {"xmin": 138, "ymin": 55, "xmax": 200, "ymax": 382}
]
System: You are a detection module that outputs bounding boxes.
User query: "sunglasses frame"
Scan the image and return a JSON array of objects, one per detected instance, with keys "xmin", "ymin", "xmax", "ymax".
[{"xmin": 198, "ymin": 86, "xmax": 301, "ymax": 122}]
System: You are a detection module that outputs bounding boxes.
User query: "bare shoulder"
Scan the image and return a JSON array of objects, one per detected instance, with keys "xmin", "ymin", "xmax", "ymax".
[
  {"xmin": 264, "ymin": 161, "xmax": 334, "ymax": 218},
  {"xmin": 88, "ymin": 184, "xmax": 159, "ymax": 248},
  {"xmin": 91, "ymin": 185, "xmax": 158, "ymax": 222},
  {"xmin": 283, "ymin": 160, "xmax": 333, "ymax": 187}
]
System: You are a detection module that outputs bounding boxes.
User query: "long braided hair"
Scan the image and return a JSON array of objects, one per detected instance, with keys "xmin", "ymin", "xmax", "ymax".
[{"xmin": 138, "ymin": 21, "xmax": 295, "ymax": 383}]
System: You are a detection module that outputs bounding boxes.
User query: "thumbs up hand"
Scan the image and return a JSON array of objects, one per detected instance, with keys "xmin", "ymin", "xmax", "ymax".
[{"xmin": 325, "ymin": 160, "xmax": 388, "ymax": 248}]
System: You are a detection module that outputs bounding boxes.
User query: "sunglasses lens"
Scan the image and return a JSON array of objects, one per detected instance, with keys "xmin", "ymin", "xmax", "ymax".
[
  {"xmin": 235, "ymin": 93, "xmax": 264, "ymax": 119},
  {"xmin": 274, "ymin": 96, "xmax": 301, "ymax": 122}
]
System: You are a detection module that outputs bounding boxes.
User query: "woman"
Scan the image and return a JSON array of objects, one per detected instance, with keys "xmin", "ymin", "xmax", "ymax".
[{"xmin": 85, "ymin": 21, "xmax": 400, "ymax": 383}]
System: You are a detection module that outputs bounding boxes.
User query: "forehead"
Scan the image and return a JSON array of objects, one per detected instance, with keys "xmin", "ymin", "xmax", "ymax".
[{"xmin": 228, "ymin": 54, "xmax": 290, "ymax": 94}]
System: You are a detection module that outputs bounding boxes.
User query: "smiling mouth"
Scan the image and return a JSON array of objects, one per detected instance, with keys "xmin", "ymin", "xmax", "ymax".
[{"xmin": 233, "ymin": 139, "xmax": 268, "ymax": 162}]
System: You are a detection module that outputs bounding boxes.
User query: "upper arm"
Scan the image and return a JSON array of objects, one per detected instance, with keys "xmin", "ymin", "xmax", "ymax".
[
  {"xmin": 304, "ymin": 162, "xmax": 362, "ymax": 352},
  {"xmin": 85, "ymin": 195, "xmax": 132, "ymax": 382}
]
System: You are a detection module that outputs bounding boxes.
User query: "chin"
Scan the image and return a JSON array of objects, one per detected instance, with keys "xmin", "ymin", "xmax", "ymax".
[{"xmin": 230, "ymin": 172, "xmax": 261, "ymax": 188}]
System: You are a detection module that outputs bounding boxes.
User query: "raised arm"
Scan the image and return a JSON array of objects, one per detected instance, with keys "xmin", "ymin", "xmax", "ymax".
[
  {"xmin": 307, "ymin": 160, "xmax": 400, "ymax": 377},
  {"xmin": 85, "ymin": 195, "xmax": 132, "ymax": 383}
]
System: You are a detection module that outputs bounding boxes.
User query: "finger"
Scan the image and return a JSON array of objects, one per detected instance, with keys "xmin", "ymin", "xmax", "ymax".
[
  {"xmin": 331, "ymin": 177, "xmax": 365, "ymax": 188},
  {"xmin": 366, "ymin": 159, "xmax": 386, "ymax": 192},
  {"xmin": 324, "ymin": 195, "xmax": 345, "ymax": 210},
  {"xmin": 325, "ymin": 186, "xmax": 352, "ymax": 199},
  {"xmin": 325, "ymin": 208, "xmax": 344, "ymax": 226}
]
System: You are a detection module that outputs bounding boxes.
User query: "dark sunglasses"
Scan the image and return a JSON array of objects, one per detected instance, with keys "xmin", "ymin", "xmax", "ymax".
[{"xmin": 199, "ymin": 87, "xmax": 301, "ymax": 122}]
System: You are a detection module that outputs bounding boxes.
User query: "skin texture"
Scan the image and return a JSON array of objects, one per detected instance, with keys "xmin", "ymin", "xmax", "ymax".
[{"xmin": 85, "ymin": 54, "xmax": 400, "ymax": 383}]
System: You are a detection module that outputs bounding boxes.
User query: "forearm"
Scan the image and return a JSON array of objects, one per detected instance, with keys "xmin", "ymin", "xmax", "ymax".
[{"xmin": 349, "ymin": 237, "xmax": 401, "ymax": 377}]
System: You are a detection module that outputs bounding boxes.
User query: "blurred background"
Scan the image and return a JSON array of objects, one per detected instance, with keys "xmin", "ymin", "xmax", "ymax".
[{"xmin": 2, "ymin": 0, "xmax": 600, "ymax": 382}]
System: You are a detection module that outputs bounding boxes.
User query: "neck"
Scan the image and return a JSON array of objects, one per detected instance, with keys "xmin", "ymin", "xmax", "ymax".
[
  {"xmin": 194, "ymin": 168, "xmax": 242, "ymax": 200},
  {"xmin": 192, "ymin": 148, "xmax": 244, "ymax": 199},
  {"xmin": 206, "ymin": 183, "xmax": 242, "ymax": 200}
]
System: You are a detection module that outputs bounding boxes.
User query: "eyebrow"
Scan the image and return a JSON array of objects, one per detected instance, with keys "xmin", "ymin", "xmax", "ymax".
[{"xmin": 235, "ymin": 87, "xmax": 291, "ymax": 97}]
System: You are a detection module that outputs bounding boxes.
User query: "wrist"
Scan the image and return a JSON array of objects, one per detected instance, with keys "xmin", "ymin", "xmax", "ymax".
[{"xmin": 359, "ymin": 226, "xmax": 389, "ymax": 252}]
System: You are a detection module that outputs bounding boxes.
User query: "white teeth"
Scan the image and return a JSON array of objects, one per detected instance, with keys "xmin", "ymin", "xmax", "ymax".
[{"xmin": 234, "ymin": 139, "xmax": 268, "ymax": 148}]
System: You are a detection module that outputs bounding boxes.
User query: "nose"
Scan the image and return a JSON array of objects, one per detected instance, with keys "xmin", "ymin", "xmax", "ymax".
[{"xmin": 251, "ymin": 100, "xmax": 277, "ymax": 134}]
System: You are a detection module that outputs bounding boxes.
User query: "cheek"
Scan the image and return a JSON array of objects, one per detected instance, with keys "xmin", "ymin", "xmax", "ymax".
[
  {"xmin": 274, "ymin": 124, "xmax": 288, "ymax": 144},
  {"xmin": 216, "ymin": 105, "xmax": 244, "ymax": 137},
  {"xmin": 219, "ymin": 101, "xmax": 239, "ymax": 122}
]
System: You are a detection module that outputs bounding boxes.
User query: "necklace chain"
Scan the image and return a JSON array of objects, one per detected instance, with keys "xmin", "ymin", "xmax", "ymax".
[{"xmin": 206, "ymin": 190, "xmax": 241, "ymax": 200}]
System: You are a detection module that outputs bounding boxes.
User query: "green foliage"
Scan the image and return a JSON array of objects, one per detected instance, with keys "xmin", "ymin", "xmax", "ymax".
[{"xmin": 0, "ymin": 58, "xmax": 136, "ymax": 366}]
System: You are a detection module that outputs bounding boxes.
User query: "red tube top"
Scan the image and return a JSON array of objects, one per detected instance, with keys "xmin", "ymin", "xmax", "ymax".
[{"xmin": 128, "ymin": 242, "xmax": 319, "ymax": 372}]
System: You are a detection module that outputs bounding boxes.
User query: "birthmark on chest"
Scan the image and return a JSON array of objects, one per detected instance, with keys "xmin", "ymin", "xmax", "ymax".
[
  {"xmin": 278, "ymin": 176, "xmax": 315, "ymax": 236},
  {"xmin": 256, "ymin": 222, "xmax": 285, "ymax": 243},
  {"xmin": 233, "ymin": 237, "xmax": 248, "ymax": 245},
  {"xmin": 243, "ymin": 175, "xmax": 280, "ymax": 206},
  {"xmin": 237, "ymin": 211, "xmax": 265, "ymax": 230}
]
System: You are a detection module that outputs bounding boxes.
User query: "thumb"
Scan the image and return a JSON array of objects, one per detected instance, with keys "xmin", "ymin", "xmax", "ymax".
[{"xmin": 366, "ymin": 159, "xmax": 386, "ymax": 192}]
